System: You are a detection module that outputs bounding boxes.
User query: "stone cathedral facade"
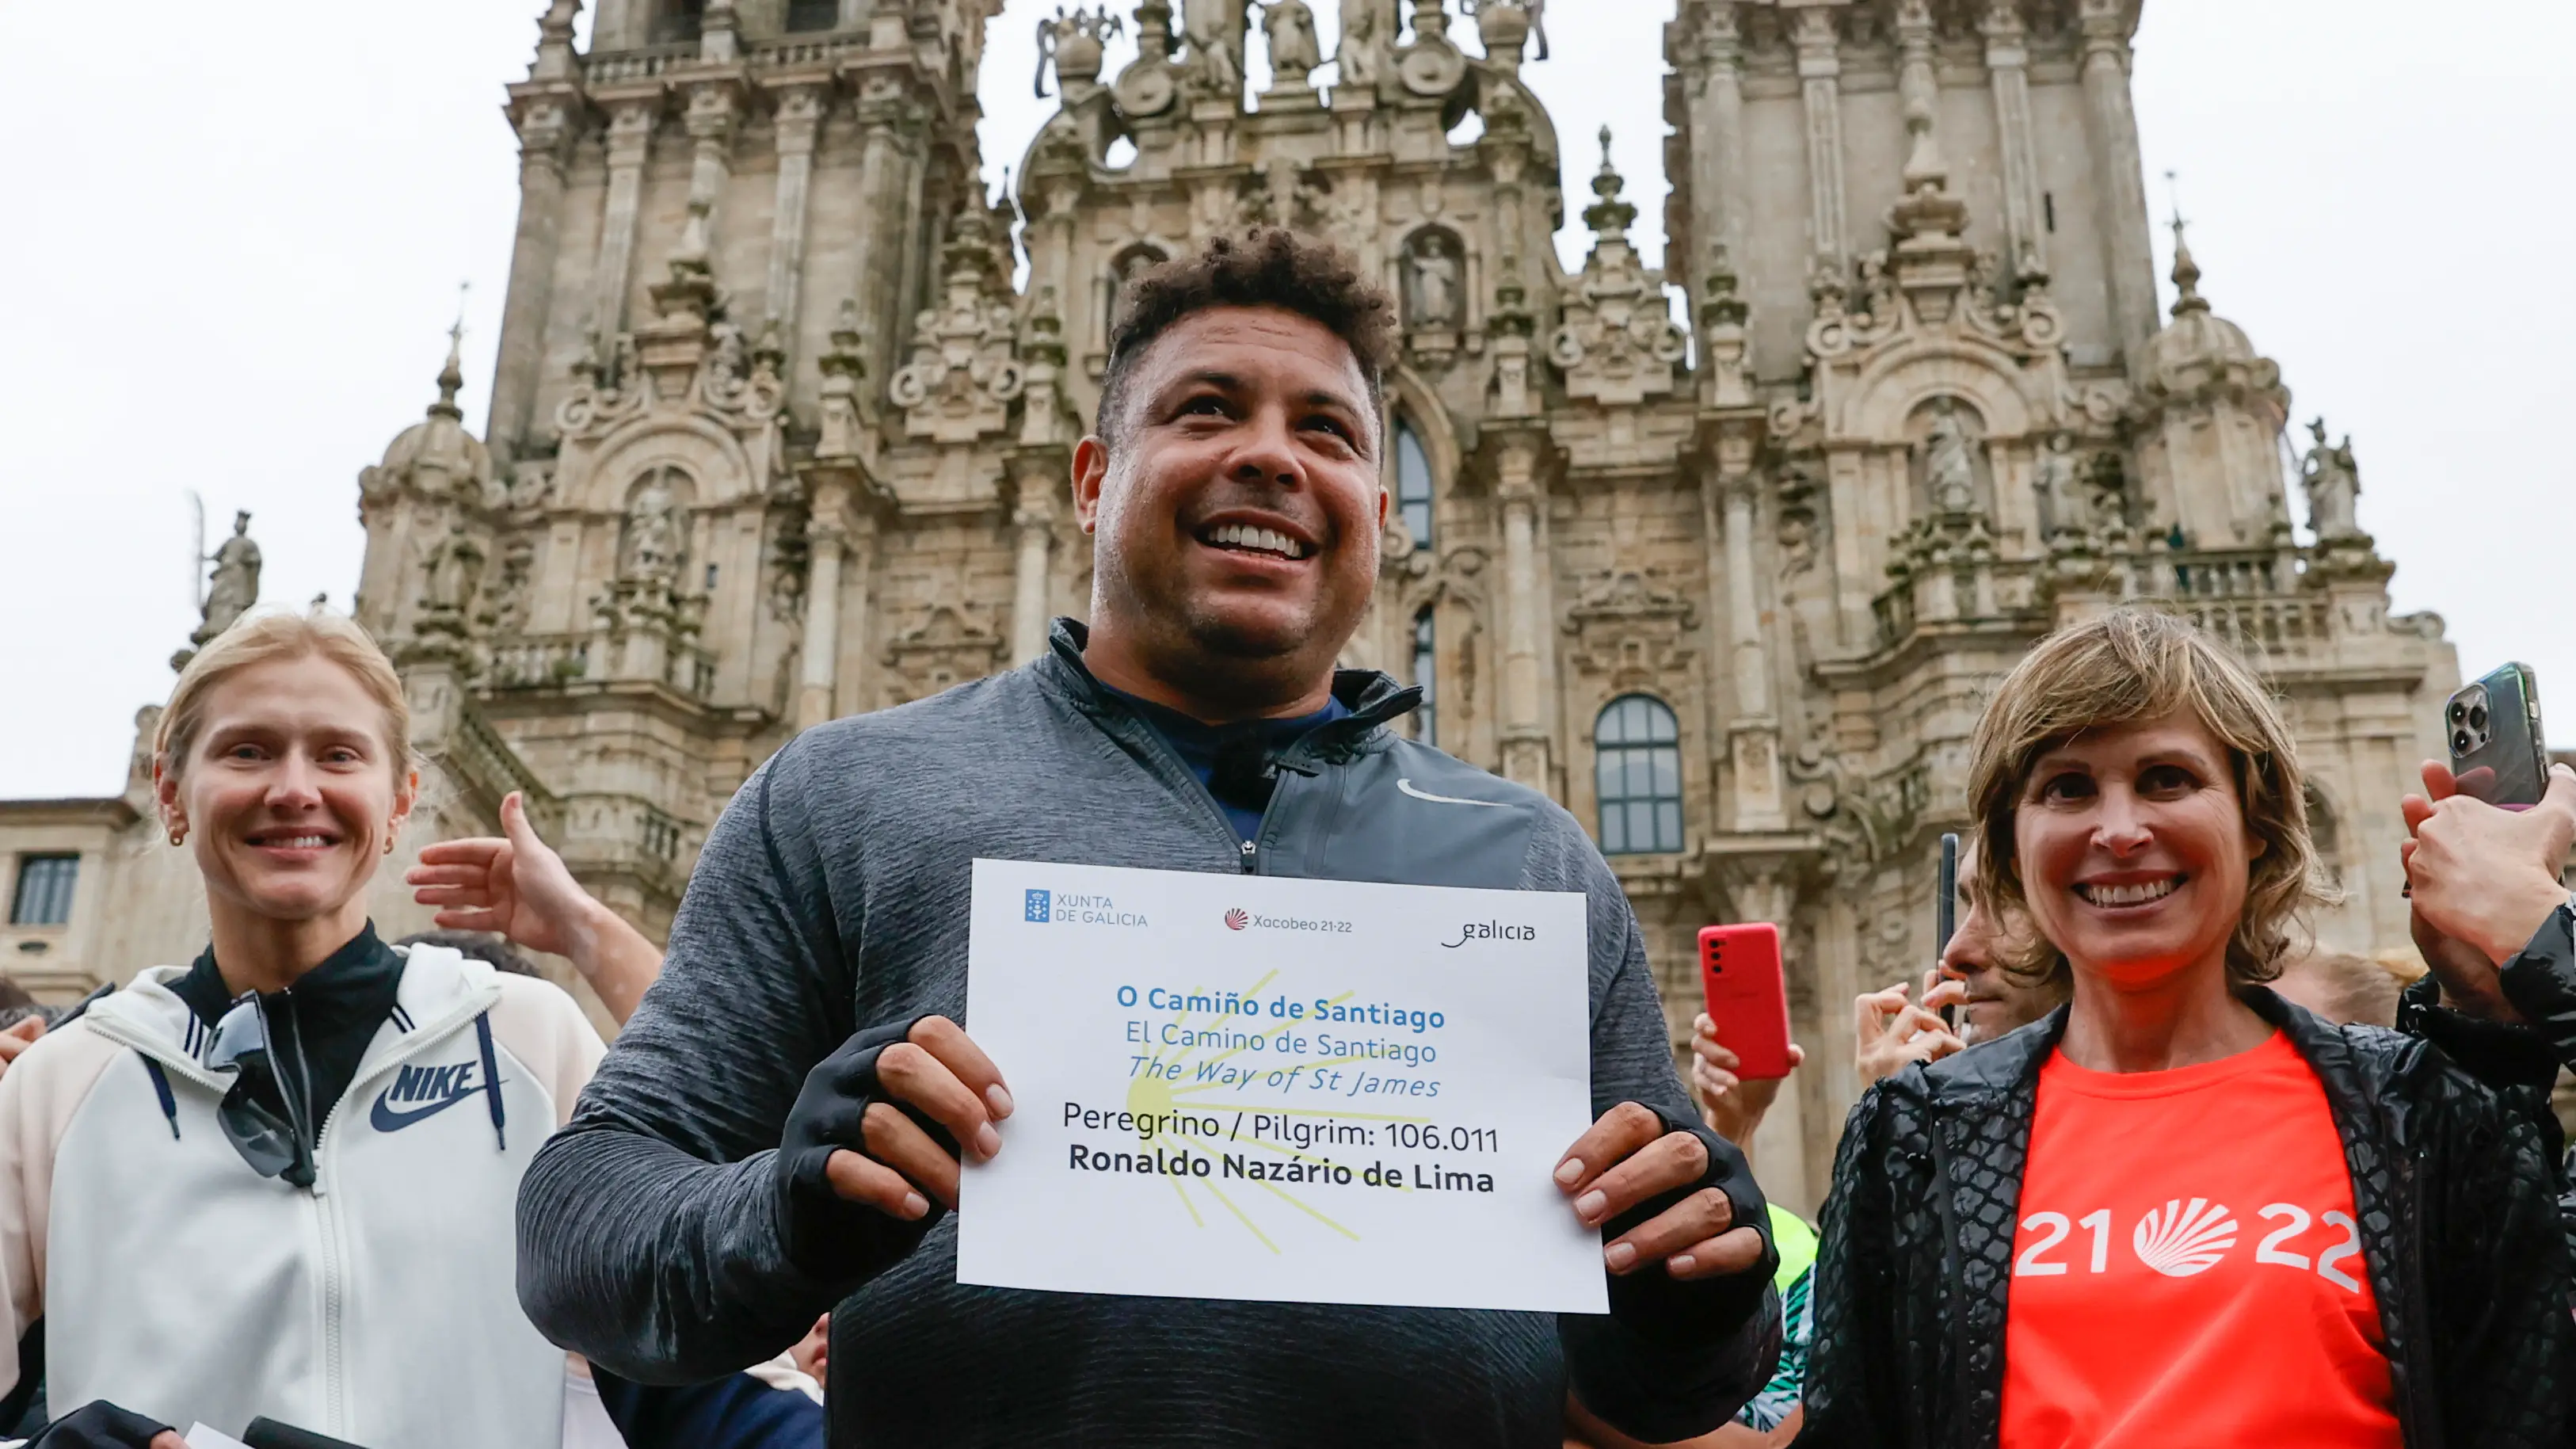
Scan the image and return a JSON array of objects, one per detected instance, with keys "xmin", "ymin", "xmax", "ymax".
[{"xmin": 0, "ymin": 0, "xmax": 2460, "ymax": 1211}]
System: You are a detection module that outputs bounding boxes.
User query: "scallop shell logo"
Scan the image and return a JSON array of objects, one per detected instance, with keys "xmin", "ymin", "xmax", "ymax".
[
  {"xmin": 2132, "ymin": 1197, "xmax": 2238, "ymax": 1277},
  {"xmin": 1224, "ymin": 909, "xmax": 1249, "ymax": 932}
]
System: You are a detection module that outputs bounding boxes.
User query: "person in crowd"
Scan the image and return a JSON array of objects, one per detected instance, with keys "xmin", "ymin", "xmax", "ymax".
[
  {"xmin": 516, "ymin": 227, "xmax": 1782, "ymax": 1447},
  {"xmin": 2270, "ymin": 949, "xmax": 2403, "ymax": 1028},
  {"xmin": 0, "ymin": 610, "xmax": 602, "ymax": 1449},
  {"xmin": 1801, "ymin": 607, "xmax": 2574, "ymax": 1447},
  {"xmin": 1853, "ymin": 837, "xmax": 2070, "ymax": 1089}
]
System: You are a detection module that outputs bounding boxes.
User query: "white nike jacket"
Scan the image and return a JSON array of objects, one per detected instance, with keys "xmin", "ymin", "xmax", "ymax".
[{"xmin": 0, "ymin": 944, "xmax": 602, "ymax": 1448}]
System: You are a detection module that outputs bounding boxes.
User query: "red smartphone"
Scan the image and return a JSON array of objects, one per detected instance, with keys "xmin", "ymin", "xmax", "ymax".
[{"xmin": 1698, "ymin": 923, "xmax": 1793, "ymax": 1081}]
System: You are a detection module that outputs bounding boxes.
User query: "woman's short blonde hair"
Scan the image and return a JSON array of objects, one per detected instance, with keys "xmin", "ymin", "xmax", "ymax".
[
  {"xmin": 1964, "ymin": 608, "xmax": 2326, "ymax": 986},
  {"xmin": 157, "ymin": 609, "xmax": 413, "ymax": 783}
]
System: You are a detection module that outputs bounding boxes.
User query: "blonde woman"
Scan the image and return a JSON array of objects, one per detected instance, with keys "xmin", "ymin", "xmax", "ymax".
[
  {"xmin": 0, "ymin": 611, "xmax": 600, "ymax": 1448},
  {"xmin": 1801, "ymin": 608, "xmax": 2571, "ymax": 1448}
]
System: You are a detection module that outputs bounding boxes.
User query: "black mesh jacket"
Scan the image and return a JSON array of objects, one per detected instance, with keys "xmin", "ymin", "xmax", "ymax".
[{"xmin": 1799, "ymin": 987, "xmax": 2576, "ymax": 1449}]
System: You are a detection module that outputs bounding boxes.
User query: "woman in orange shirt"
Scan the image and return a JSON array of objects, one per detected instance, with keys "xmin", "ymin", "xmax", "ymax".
[{"xmin": 1800, "ymin": 608, "xmax": 2573, "ymax": 1448}]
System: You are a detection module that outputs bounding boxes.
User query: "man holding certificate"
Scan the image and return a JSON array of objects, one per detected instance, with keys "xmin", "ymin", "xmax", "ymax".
[{"xmin": 518, "ymin": 229, "xmax": 1782, "ymax": 1447}]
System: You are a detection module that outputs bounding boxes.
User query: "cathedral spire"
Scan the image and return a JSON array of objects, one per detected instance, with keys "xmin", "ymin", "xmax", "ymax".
[
  {"xmin": 430, "ymin": 286, "xmax": 467, "ymax": 421},
  {"xmin": 2164, "ymin": 170, "xmax": 2208, "ymax": 317},
  {"xmin": 1582, "ymin": 127, "xmax": 1636, "ymax": 242}
]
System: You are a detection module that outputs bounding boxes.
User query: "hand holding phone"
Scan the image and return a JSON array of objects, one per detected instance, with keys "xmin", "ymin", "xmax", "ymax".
[
  {"xmin": 2445, "ymin": 664, "xmax": 2547, "ymax": 809},
  {"xmin": 1698, "ymin": 923, "xmax": 1793, "ymax": 1081}
]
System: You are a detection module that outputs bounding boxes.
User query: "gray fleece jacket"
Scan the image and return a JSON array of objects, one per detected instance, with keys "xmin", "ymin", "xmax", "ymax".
[{"xmin": 517, "ymin": 620, "xmax": 1780, "ymax": 1448}]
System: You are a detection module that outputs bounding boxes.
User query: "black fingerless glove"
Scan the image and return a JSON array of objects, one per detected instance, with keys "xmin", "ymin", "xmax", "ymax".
[
  {"xmin": 1599, "ymin": 1105, "xmax": 1778, "ymax": 1339},
  {"xmin": 26, "ymin": 1401, "xmax": 177, "ymax": 1447},
  {"xmin": 775, "ymin": 1014, "xmax": 948, "ymax": 1283}
]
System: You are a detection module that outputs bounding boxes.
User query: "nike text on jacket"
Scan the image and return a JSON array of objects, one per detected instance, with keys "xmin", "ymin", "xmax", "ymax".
[
  {"xmin": 517, "ymin": 618, "xmax": 1781, "ymax": 1449},
  {"xmin": 0, "ymin": 945, "xmax": 603, "ymax": 1448}
]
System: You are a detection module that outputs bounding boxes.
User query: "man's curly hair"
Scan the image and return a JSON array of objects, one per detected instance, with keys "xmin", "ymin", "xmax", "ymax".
[{"xmin": 1096, "ymin": 228, "xmax": 1397, "ymax": 449}]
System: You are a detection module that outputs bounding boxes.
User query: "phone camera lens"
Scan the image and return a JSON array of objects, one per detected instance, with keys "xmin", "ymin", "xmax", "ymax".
[
  {"xmin": 2467, "ymin": 704, "xmax": 2488, "ymax": 731},
  {"xmin": 2448, "ymin": 701, "xmax": 2467, "ymax": 723},
  {"xmin": 2453, "ymin": 730, "xmax": 2475, "ymax": 756}
]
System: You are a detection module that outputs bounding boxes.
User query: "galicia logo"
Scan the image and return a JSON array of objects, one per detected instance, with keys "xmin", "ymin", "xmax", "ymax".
[
  {"xmin": 1442, "ymin": 921, "xmax": 1538, "ymax": 949},
  {"xmin": 1023, "ymin": 889, "xmax": 1052, "ymax": 923},
  {"xmin": 1224, "ymin": 909, "xmax": 1249, "ymax": 931},
  {"xmin": 368, "ymin": 1062, "xmax": 495, "ymax": 1133}
]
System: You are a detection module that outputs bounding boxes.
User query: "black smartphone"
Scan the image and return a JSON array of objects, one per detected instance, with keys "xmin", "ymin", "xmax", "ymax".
[
  {"xmin": 1935, "ymin": 833, "xmax": 1959, "ymax": 1028},
  {"xmin": 2445, "ymin": 664, "xmax": 2547, "ymax": 808}
]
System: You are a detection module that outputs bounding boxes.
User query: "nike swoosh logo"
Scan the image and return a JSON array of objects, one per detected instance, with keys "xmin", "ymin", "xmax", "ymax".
[
  {"xmin": 1397, "ymin": 778, "xmax": 1511, "ymax": 808},
  {"xmin": 369, "ymin": 1085, "xmax": 486, "ymax": 1133}
]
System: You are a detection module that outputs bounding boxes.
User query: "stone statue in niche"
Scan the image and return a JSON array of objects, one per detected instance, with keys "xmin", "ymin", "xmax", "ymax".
[
  {"xmin": 194, "ymin": 510, "xmax": 262, "ymax": 646},
  {"xmin": 2300, "ymin": 416, "xmax": 2364, "ymax": 541},
  {"xmin": 2033, "ymin": 431, "xmax": 2087, "ymax": 540},
  {"xmin": 1336, "ymin": 0, "xmax": 1391, "ymax": 87},
  {"xmin": 619, "ymin": 471, "xmax": 688, "ymax": 585},
  {"xmin": 1405, "ymin": 233, "xmax": 1463, "ymax": 330},
  {"xmin": 424, "ymin": 523, "xmax": 487, "ymax": 617},
  {"xmin": 1920, "ymin": 399, "xmax": 1980, "ymax": 516},
  {"xmin": 1181, "ymin": 0, "xmax": 1247, "ymax": 96},
  {"xmin": 1258, "ymin": 0, "xmax": 1322, "ymax": 82}
]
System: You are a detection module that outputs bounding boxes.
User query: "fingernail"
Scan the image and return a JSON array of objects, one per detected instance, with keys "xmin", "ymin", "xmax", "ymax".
[
  {"xmin": 1554, "ymin": 1158, "xmax": 1583, "ymax": 1186},
  {"xmin": 1603, "ymin": 1241, "xmax": 1637, "ymax": 1272},
  {"xmin": 901, "ymin": 1192, "xmax": 928, "ymax": 1219},
  {"xmin": 1670, "ymin": 1253, "xmax": 1697, "ymax": 1276},
  {"xmin": 974, "ymin": 1123, "xmax": 1003, "ymax": 1159},
  {"xmin": 1575, "ymin": 1190, "xmax": 1606, "ymax": 1222},
  {"xmin": 986, "ymin": 1085, "xmax": 1016, "ymax": 1119}
]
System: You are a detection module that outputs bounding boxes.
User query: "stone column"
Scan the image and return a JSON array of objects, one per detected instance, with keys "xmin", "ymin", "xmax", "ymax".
[
  {"xmin": 1981, "ymin": 1, "xmax": 2047, "ymax": 279},
  {"xmin": 1791, "ymin": 6, "xmax": 1848, "ymax": 270},
  {"xmin": 795, "ymin": 483, "xmax": 857, "ymax": 731},
  {"xmin": 1687, "ymin": 3, "xmax": 1748, "ymax": 275},
  {"xmin": 1011, "ymin": 496, "xmax": 1056, "ymax": 665},
  {"xmin": 591, "ymin": 100, "xmax": 660, "ymax": 334},
  {"xmin": 2078, "ymin": 0, "xmax": 2159, "ymax": 367},
  {"xmin": 1710, "ymin": 426, "xmax": 1785, "ymax": 832},
  {"xmin": 1496, "ymin": 448, "xmax": 1551, "ymax": 789},
  {"xmin": 764, "ymin": 86, "xmax": 827, "ymax": 354},
  {"xmin": 676, "ymin": 83, "xmax": 741, "ymax": 265},
  {"xmin": 490, "ymin": 98, "xmax": 574, "ymax": 452}
]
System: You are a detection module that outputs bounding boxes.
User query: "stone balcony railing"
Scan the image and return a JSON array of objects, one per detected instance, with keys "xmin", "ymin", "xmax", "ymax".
[
  {"xmin": 485, "ymin": 631, "xmax": 718, "ymax": 704},
  {"xmin": 583, "ymin": 33, "xmax": 869, "ymax": 86},
  {"xmin": 1871, "ymin": 539, "xmax": 2363, "ymax": 667}
]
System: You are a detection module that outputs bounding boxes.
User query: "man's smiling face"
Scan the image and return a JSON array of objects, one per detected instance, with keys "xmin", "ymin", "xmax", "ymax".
[{"xmin": 1076, "ymin": 304, "xmax": 1385, "ymax": 703}]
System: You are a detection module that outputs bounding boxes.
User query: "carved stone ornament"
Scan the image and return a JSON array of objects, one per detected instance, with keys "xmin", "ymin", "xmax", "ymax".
[
  {"xmin": 888, "ymin": 202, "xmax": 1027, "ymax": 444},
  {"xmin": 1394, "ymin": 0, "xmax": 1469, "ymax": 97},
  {"xmin": 555, "ymin": 269, "xmax": 785, "ymax": 444},
  {"xmin": 881, "ymin": 604, "xmax": 1008, "ymax": 706},
  {"xmin": 1112, "ymin": 0, "xmax": 1182, "ymax": 119},
  {"xmin": 1562, "ymin": 568, "xmax": 1698, "ymax": 688},
  {"xmin": 1550, "ymin": 131, "xmax": 1688, "ymax": 407},
  {"xmin": 1179, "ymin": 0, "xmax": 1248, "ymax": 99},
  {"xmin": 1035, "ymin": 6, "xmax": 1122, "ymax": 98},
  {"xmin": 1258, "ymin": 0, "xmax": 1324, "ymax": 83}
]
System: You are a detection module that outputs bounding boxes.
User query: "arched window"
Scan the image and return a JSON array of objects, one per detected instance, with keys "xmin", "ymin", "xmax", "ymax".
[
  {"xmin": 787, "ymin": 0, "xmax": 839, "ymax": 31},
  {"xmin": 1411, "ymin": 605, "xmax": 1437, "ymax": 747},
  {"xmin": 1595, "ymin": 695, "xmax": 1683, "ymax": 855},
  {"xmin": 651, "ymin": 0, "xmax": 705, "ymax": 44},
  {"xmin": 1395, "ymin": 421, "xmax": 1434, "ymax": 552}
]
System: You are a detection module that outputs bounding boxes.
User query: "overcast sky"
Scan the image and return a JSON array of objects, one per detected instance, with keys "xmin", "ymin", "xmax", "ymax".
[{"xmin": 1, "ymin": 1, "xmax": 2566, "ymax": 801}]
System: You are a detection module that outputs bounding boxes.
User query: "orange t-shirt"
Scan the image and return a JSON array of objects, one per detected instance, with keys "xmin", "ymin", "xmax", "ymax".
[{"xmin": 1999, "ymin": 1031, "xmax": 2401, "ymax": 1449}]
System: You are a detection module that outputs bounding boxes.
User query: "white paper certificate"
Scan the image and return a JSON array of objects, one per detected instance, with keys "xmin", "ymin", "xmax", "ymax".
[{"xmin": 956, "ymin": 859, "xmax": 1606, "ymax": 1314}]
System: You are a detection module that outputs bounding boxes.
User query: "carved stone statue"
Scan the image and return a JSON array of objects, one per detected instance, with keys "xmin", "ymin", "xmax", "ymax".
[
  {"xmin": 425, "ymin": 523, "xmax": 486, "ymax": 616},
  {"xmin": 2300, "ymin": 416, "xmax": 2365, "ymax": 541},
  {"xmin": 1258, "ymin": 0, "xmax": 1322, "ymax": 83},
  {"xmin": 1181, "ymin": 0, "xmax": 1245, "ymax": 96},
  {"xmin": 1406, "ymin": 233, "xmax": 1462, "ymax": 329},
  {"xmin": 1336, "ymin": 0, "xmax": 1391, "ymax": 87},
  {"xmin": 619, "ymin": 471, "xmax": 687, "ymax": 584},
  {"xmin": 194, "ymin": 510, "xmax": 262, "ymax": 646},
  {"xmin": 2033, "ymin": 431, "xmax": 2086, "ymax": 540},
  {"xmin": 1921, "ymin": 400, "xmax": 1980, "ymax": 515}
]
